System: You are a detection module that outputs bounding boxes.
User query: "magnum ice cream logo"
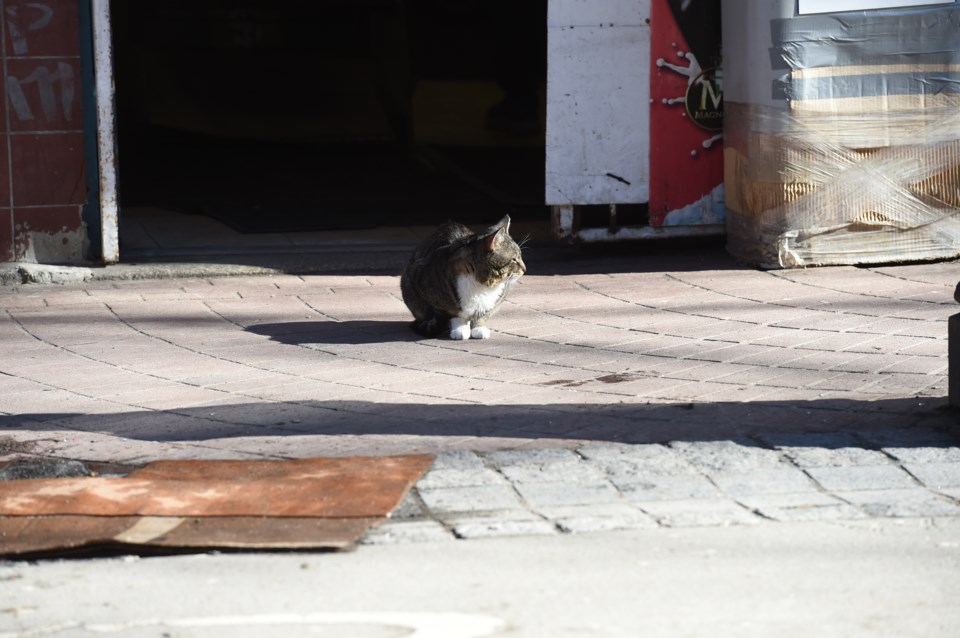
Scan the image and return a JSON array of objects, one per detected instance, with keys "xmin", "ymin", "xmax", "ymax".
[
  {"xmin": 649, "ymin": 0, "xmax": 724, "ymax": 227},
  {"xmin": 655, "ymin": 51, "xmax": 724, "ymax": 135},
  {"xmin": 662, "ymin": 0, "xmax": 723, "ymax": 132},
  {"xmin": 685, "ymin": 66, "xmax": 723, "ymax": 131}
]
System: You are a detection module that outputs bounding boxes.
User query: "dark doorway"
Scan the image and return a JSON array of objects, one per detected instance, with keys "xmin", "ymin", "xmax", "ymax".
[{"xmin": 111, "ymin": 0, "xmax": 547, "ymax": 243}]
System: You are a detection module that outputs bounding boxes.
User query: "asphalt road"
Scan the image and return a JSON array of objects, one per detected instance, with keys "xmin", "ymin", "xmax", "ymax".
[{"xmin": 3, "ymin": 517, "xmax": 959, "ymax": 638}]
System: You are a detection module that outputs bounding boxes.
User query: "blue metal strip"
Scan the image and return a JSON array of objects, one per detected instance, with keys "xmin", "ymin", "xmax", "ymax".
[{"xmin": 78, "ymin": 0, "xmax": 102, "ymax": 261}]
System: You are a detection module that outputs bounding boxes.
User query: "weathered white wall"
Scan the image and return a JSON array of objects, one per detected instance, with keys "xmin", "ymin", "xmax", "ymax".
[
  {"xmin": 546, "ymin": 0, "xmax": 651, "ymax": 205},
  {"xmin": 93, "ymin": 0, "xmax": 119, "ymax": 264}
]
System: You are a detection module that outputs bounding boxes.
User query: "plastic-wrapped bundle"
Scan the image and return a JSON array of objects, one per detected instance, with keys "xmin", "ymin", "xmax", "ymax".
[{"xmin": 724, "ymin": 6, "xmax": 960, "ymax": 268}]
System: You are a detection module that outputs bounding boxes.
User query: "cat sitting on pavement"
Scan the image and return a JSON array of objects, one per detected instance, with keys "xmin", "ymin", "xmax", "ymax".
[{"xmin": 400, "ymin": 215, "xmax": 526, "ymax": 340}]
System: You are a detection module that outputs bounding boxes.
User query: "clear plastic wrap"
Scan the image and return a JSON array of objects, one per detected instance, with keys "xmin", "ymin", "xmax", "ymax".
[
  {"xmin": 724, "ymin": 7, "xmax": 960, "ymax": 268},
  {"xmin": 725, "ymin": 101, "xmax": 960, "ymax": 268}
]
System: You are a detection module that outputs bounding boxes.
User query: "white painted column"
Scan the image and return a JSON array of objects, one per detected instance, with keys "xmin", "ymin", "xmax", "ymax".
[{"xmin": 92, "ymin": 0, "xmax": 119, "ymax": 264}]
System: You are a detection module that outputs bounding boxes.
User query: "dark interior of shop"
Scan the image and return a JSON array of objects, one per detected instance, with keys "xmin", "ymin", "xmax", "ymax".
[{"xmin": 111, "ymin": 0, "xmax": 549, "ymax": 239}]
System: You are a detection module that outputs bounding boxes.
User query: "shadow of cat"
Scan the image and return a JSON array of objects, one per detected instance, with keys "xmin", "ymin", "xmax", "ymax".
[{"xmin": 247, "ymin": 321, "xmax": 422, "ymax": 345}]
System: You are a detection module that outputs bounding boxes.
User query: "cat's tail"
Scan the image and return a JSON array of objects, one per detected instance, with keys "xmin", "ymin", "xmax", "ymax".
[{"xmin": 410, "ymin": 314, "xmax": 448, "ymax": 338}]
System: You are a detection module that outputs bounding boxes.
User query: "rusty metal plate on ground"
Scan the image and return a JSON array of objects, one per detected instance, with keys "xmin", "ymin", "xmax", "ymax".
[
  {"xmin": 0, "ymin": 516, "xmax": 382, "ymax": 556},
  {"xmin": 0, "ymin": 455, "xmax": 433, "ymax": 557}
]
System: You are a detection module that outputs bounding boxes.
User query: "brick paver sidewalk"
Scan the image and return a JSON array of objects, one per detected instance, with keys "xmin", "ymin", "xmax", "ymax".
[{"xmin": 2, "ymin": 249, "xmax": 958, "ymax": 536}]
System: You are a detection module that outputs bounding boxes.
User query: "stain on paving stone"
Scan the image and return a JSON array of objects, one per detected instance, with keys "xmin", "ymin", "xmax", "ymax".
[
  {"xmin": 0, "ymin": 459, "xmax": 93, "ymax": 481},
  {"xmin": 0, "ymin": 455, "xmax": 136, "ymax": 482},
  {"xmin": 595, "ymin": 373, "xmax": 638, "ymax": 384},
  {"xmin": 539, "ymin": 379, "xmax": 590, "ymax": 387},
  {"xmin": 0, "ymin": 437, "xmax": 37, "ymax": 457},
  {"xmin": 538, "ymin": 373, "xmax": 643, "ymax": 387}
]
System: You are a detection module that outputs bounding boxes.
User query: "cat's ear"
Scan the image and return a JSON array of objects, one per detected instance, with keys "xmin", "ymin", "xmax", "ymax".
[
  {"xmin": 483, "ymin": 215, "xmax": 511, "ymax": 251},
  {"xmin": 485, "ymin": 227, "xmax": 507, "ymax": 252},
  {"xmin": 484, "ymin": 215, "xmax": 511, "ymax": 235}
]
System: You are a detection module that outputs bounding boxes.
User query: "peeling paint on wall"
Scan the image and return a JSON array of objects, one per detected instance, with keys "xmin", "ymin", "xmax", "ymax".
[{"xmin": 15, "ymin": 222, "xmax": 88, "ymax": 264}]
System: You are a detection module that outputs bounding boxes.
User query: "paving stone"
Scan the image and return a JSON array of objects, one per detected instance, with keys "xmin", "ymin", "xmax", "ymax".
[
  {"xmin": 577, "ymin": 443, "xmax": 692, "ymax": 476},
  {"xmin": 670, "ymin": 440, "xmax": 784, "ymax": 472},
  {"xmin": 836, "ymin": 488, "xmax": 960, "ymax": 518},
  {"xmin": 513, "ymin": 480, "xmax": 622, "ymax": 508},
  {"xmin": 760, "ymin": 433, "xmax": 889, "ymax": 467},
  {"xmin": 417, "ymin": 484, "xmax": 523, "ymax": 514},
  {"xmin": 360, "ymin": 520, "xmax": 455, "ymax": 544},
  {"xmin": 708, "ymin": 467, "xmax": 819, "ymax": 497},
  {"xmin": 738, "ymin": 492, "xmax": 867, "ymax": 522},
  {"xmin": 939, "ymin": 487, "xmax": 960, "ymax": 500},
  {"xmin": 804, "ymin": 464, "xmax": 917, "ymax": 491},
  {"xmin": 47, "ymin": 435, "xmax": 265, "ymax": 465},
  {"xmin": 634, "ymin": 499, "xmax": 760, "ymax": 527},
  {"xmin": 882, "ymin": 447, "xmax": 960, "ymax": 464},
  {"xmin": 535, "ymin": 504, "xmax": 657, "ymax": 533},
  {"xmin": 904, "ymin": 463, "xmax": 960, "ymax": 489},
  {"xmin": 481, "ymin": 447, "xmax": 609, "ymax": 484},
  {"xmin": 436, "ymin": 508, "xmax": 542, "ymax": 523},
  {"xmin": 806, "ymin": 463, "xmax": 916, "ymax": 492},
  {"xmin": 780, "ymin": 445, "xmax": 889, "ymax": 468},
  {"xmin": 430, "ymin": 450, "xmax": 487, "ymax": 471},
  {"xmin": 484, "ymin": 448, "xmax": 583, "ymax": 469},
  {"xmin": 577, "ymin": 445, "xmax": 717, "ymax": 497},
  {"xmin": 416, "ymin": 467, "xmax": 506, "ymax": 489},
  {"xmin": 389, "ymin": 490, "xmax": 425, "ymax": 519},
  {"xmin": 618, "ymin": 475, "xmax": 721, "ymax": 501},
  {"xmin": 496, "ymin": 461, "xmax": 606, "ymax": 484},
  {"xmin": 451, "ymin": 517, "xmax": 559, "ymax": 539}
]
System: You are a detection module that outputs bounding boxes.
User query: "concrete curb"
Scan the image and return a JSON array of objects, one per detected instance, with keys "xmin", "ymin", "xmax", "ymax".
[{"xmin": 0, "ymin": 262, "xmax": 292, "ymax": 286}]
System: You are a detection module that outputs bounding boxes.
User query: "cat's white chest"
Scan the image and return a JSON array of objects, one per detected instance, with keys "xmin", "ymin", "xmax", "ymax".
[{"xmin": 456, "ymin": 274, "xmax": 505, "ymax": 318}]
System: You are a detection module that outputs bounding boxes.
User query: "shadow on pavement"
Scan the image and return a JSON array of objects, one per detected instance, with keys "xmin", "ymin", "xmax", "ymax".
[
  {"xmin": 248, "ymin": 321, "xmax": 416, "ymax": 345},
  {"xmin": 8, "ymin": 396, "xmax": 958, "ymax": 450},
  {"xmin": 120, "ymin": 235, "xmax": 739, "ymax": 278}
]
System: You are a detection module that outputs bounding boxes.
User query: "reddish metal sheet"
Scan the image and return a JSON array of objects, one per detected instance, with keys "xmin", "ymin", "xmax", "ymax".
[
  {"xmin": 0, "ymin": 516, "xmax": 383, "ymax": 556},
  {"xmin": 0, "ymin": 455, "xmax": 433, "ymax": 556},
  {"xmin": 0, "ymin": 456, "xmax": 433, "ymax": 518}
]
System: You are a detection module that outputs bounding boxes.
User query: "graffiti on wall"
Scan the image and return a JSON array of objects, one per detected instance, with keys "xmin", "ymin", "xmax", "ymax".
[
  {"xmin": 6, "ymin": 2, "xmax": 53, "ymax": 54},
  {"xmin": 2, "ymin": 1, "xmax": 88, "ymax": 264},
  {"xmin": 5, "ymin": 3, "xmax": 77, "ymax": 126}
]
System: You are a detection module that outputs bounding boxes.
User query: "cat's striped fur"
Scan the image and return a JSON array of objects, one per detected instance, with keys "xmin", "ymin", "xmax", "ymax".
[{"xmin": 400, "ymin": 215, "xmax": 525, "ymax": 339}]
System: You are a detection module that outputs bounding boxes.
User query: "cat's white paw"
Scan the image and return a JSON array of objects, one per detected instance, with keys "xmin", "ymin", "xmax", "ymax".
[
  {"xmin": 470, "ymin": 326, "xmax": 491, "ymax": 339},
  {"xmin": 450, "ymin": 324, "xmax": 471, "ymax": 340}
]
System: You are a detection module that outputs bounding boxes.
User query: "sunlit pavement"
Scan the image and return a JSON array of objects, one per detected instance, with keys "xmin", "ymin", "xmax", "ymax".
[{"xmin": 2, "ymin": 245, "xmax": 959, "ymax": 636}]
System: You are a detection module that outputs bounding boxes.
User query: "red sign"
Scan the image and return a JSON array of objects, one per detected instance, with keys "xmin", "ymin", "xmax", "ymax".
[{"xmin": 648, "ymin": 0, "xmax": 724, "ymax": 226}]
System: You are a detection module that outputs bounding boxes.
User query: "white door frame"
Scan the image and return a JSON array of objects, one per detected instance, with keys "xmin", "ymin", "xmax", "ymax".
[{"xmin": 91, "ymin": 0, "xmax": 119, "ymax": 264}]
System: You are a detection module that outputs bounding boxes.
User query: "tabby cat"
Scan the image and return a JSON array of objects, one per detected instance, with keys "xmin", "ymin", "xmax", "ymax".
[{"xmin": 400, "ymin": 215, "xmax": 526, "ymax": 339}]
